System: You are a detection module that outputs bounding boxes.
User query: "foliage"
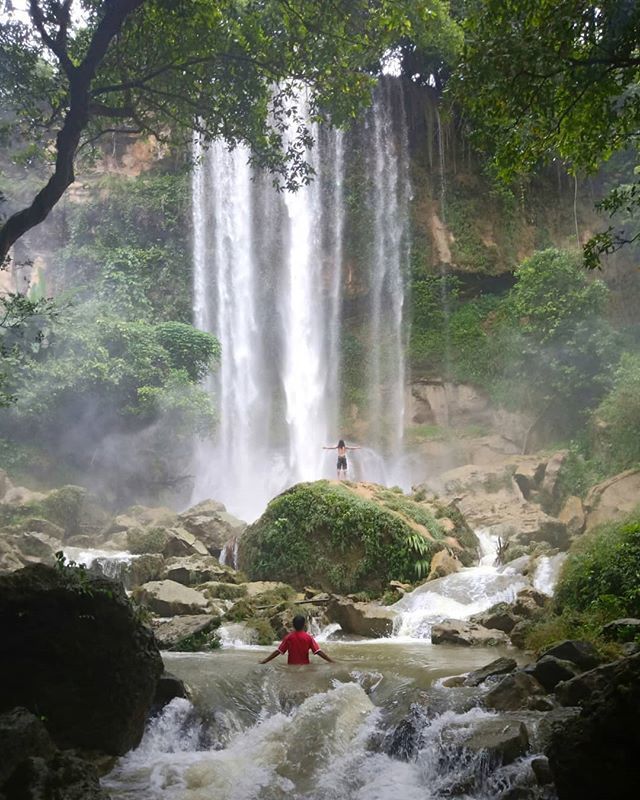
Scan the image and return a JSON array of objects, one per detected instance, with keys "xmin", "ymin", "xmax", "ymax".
[
  {"xmin": 454, "ymin": 0, "xmax": 640, "ymax": 265},
  {"xmin": 238, "ymin": 480, "xmax": 447, "ymax": 592},
  {"xmin": 0, "ymin": 0, "xmax": 460, "ymax": 259},
  {"xmin": 497, "ymin": 249, "xmax": 619, "ymax": 430},
  {"xmin": 555, "ymin": 510, "xmax": 640, "ymax": 619},
  {"xmin": 126, "ymin": 526, "xmax": 169, "ymax": 555},
  {"xmin": 56, "ymin": 172, "xmax": 192, "ymax": 322},
  {"xmin": 171, "ymin": 627, "xmax": 221, "ymax": 652},
  {"xmin": 595, "ymin": 353, "xmax": 640, "ymax": 470},
  {"xmin": 0, "ymin": 292, "xmax": 59, "ymax": 407}
]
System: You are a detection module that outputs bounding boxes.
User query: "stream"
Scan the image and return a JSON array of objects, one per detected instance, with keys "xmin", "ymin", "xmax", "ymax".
[{"xmin": 94, "ymin": 531, "xmax": 563, "ymax": 799}]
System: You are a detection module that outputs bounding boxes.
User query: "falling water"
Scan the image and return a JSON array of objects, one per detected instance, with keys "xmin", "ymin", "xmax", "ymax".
[
  {"xmin": 192, "ymin": 79, "xmax": 411, "ymax": 521},
  {"xmin": 364, "ymin": 82, "xmax": 411, "ymax": 463}
]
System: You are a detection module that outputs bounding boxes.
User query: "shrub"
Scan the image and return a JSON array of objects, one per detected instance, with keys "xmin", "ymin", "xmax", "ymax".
[{"xmin": 596, "ymin": 352, "xmax": 640, "ymax": 470}]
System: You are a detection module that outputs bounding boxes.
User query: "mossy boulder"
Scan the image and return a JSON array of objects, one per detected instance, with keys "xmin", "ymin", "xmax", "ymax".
[{"xmin": 237, "ymin": 480, "xmax": 478, "ymax": 594}]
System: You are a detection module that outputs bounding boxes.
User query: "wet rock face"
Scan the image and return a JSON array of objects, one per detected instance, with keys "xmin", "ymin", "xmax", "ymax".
[
  {"xmin": 484, "ymin": 672, "xmax": 545, "ymax": 711},
  {"xmin": 431, "ymin": 619, "xmax": 510, "ymax": 647},
  {"xmin": 0, "ymin": 564, "xmax": 163, "ymax": 755},
  {"xmin": 547, "ymin": 653, "xmax": 640, "ymax": 800}
]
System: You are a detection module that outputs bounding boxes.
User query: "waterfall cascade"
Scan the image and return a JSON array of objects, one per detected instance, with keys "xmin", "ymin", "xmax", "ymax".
[{"xmin": 192, "ymin": 79, "xmax": 411, "ymax": 521}]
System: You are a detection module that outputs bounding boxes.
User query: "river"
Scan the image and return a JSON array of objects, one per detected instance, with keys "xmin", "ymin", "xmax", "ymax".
[{"xmin": 98, "ymin": 531, "xmax": 562, "ymax": 800}]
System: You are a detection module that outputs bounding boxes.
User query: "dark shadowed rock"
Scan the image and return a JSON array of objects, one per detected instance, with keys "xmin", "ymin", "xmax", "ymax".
[
  {"xmin": 469, "ymin": 603, "xmax": 519, "ymax": 634},
  {"xmin": 464, "ymin": 657, "xmax": 517, "ymax": 687},
  {"xmin": 512, "ymin": 587, "xmax": 547, "ymax": 619},
  {"xmin": 540, "ymin": 639, "xmax": 601, "ymax": 669},
  {"xmin": 0, "ymin": 564, "xmax": 163, "ymax": 755},
  {"xmin": 0, "ymin": 708, "xmax": 56, "ymax": 786},
  {"xmin": 484, "ymin": 672, "xmax": 545, "ymax": 711},
  {"xmin": 523, "ymin": 656, "xmax": 581, "ymax": 692},
  {"xmin": 152, "ymin": 672, "xmax": 190, "ymax": 712},
  {"xmin": 509, "ymin": 619, "xmax": 534, "ymax": 648},
  {"xmin": 3, "ymin": 752, "xmax": 108, "ymax": 800},
  {"xmin": 383, "ymin": 703, "xmax": 430, "ymax": 760},
  {"xmin": 547, "ymin": 653, "xmax": 640, "ymax": 799}
]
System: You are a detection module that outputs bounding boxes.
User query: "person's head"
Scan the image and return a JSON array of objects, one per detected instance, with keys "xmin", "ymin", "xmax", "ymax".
[
  {"xmin": 338, "ymin": 439, "xmax": 345, "ymax": 448},
  {"xmin": 293, "ymin": 614, "xmax": 306, "ymax": 631}
]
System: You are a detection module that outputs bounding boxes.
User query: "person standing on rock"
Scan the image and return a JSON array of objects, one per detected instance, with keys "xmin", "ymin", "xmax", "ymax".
[
  {"xmin": 323, "ymin": 439, "xmax": 361, "ymax": 480},
  {"xmin": 259, "ymin": 615, "xmax": 334, "ymax": 665}
]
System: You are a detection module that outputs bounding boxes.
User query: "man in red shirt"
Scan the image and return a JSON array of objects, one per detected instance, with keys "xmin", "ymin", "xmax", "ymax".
[{"xmin": 259, "ymin": 615, "xmax": 334, "ymax": 665}]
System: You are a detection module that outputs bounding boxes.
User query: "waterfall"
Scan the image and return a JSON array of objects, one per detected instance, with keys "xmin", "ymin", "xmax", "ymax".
[{"xmin": 192, "ymin": 79, "xmax": 411, "ymax": 521}]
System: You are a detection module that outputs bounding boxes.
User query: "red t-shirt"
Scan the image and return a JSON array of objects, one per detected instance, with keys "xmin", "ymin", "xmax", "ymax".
[{"xmin": 277, "ymin": 630, "xmax": 321, "ymax": 664}]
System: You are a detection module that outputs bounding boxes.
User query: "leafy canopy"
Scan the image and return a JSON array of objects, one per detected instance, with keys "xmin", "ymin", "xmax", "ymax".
[
  {"xmin": 0, "ymin": 0, "xmax": 459, "ymax": 261},
  {"xmin": 454, "ymin": 0, "xmax": 640, "ymax": 265}
]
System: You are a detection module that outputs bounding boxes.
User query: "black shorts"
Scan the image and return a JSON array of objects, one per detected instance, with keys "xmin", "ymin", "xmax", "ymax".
[{"xmin": 337, "ymin": 456, "xmax": 347, "ymax": 470}]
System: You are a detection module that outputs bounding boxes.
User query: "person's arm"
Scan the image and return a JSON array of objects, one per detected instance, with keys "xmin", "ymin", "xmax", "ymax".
[
  {"xmin": 346, "ymin": 445, "xmax": 361, "ymax": 450},
  {"xmin": 259, "ymin": 649, "xmax": 282, "ymax": 664},
  {"xmin": 315, "ymin": 649, "xmax": 334, "ymax": 663},
  {"xmin": 323, "ymin": 446, "xmax": 337, "ymax": 450}
]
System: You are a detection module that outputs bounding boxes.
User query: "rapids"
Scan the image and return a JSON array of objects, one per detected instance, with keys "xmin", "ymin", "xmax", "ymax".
[{"xmin": 101, "ymin": 529, "xmax": 560, "ymax": 799}]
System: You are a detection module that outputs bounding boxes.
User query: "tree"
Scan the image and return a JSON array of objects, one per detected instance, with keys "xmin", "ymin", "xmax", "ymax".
[
  {"xmin": 454, "ymin": 0, "xmax": 640, "ymax": 266},
  {"xmin": 0, "ymin": 0, "xmax": 459, "ymax": 263}
]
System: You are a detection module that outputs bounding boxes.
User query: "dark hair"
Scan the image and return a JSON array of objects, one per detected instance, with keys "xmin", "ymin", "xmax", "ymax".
[
  {"xmin": 293, "ymin": 614, "xmax": 306, "ymax": 631},
  {"xmin": 338, "ymin": 439, "xmax": 345, "ymax": 448}
]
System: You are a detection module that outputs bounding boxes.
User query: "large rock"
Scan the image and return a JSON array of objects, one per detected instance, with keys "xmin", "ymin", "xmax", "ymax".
[
  {"xmin": 163, "ymin": 527, "xmax": 209, "ymax": 558},
  {"xmin": 427, "ymin": 549, "xmax": 461, "ymax": 580},
  {"xmin": 133, "ymin": 579, "xmax": 209, "ymax": 616},
  {"xmin": 0, "ymin": 564, "xmax": 163, "ymax": 755},
  {"xmin": 584, "ymin": 468, "xmax": 640, "ymax": 531},
  {"xmin": 464, "ymin": 657, "xmax": 518, "ymax": 687},
  {"xmin": 178, "ymin": 500, "xmax": 246, "ymax": 556},
  {"xmin": 151, "ymin": 614, "xmax": 218, "ymax": 650},
  {"xmin": 512, "ymin": 587, "xmax": 547, "ymax": 619},
  {"xmin": 0, "ymin": 708, "xmax": 56, "ymax": 786},
  {"xmin": 327, "ymin": 598, "xmax": 395, "ymax": 637},
  {"xmin": 431, "ymin": 619, "xmax": 510, "ymax": 647},
  {"xmin": 469, "ymin": 602, "xmax": 519, "ymax": 634},
  {"xmin": 163, "ymin": 554, "xmax": 232, "ymax": 586},
  {"xmin": 558, "ymin": 496, "xmax": 585, "ymax": 537},
  {"xmin": 540, "ymin": 640, "xmax": 601, "ymax": 670},
  {"xmin": 106, "ymin": 505, "xmax": 178, "ymax": 535},
  {"xmin": 541, "ymin": 451, "xmax": 567, "ymax": 500},
  {"xmin": 524, "ymin": 656, "xmax": 581, "ymax": 692},
  {"xmin": 6, "ymin": 531, "xmax": 61, "ymax": 564},
  {"xmin": 448, "ymin": 718, "xmax": 530, "ymax": 765},
  {"xmin": 601, "ymin": 618, "xmax": 640, "ymax": 643},
  {"xmin": 547, "ymin": 653, "xmax": 640, "ymax": 799},
  {"xmin": 3, "ymin": 752, "xmax": 108, "ymax": 800},
  {"xmin": 484, "ymin": 672, "xmax": 546, "ymax": 711},
  {"xmin": 238, "ymin": 480, "xmax": 478, "ymax": 593}
]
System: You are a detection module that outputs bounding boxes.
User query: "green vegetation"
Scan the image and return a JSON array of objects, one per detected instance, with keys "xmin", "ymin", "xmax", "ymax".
[
  {"xmin": 455, "ymin": 0, "xmax": 640, "ymax": 266},
  {"xmin": 595, "ymin": 353, "xmax": 640, "ymax": 471},
  {"xmin": 526, "ymin": 509, "xmax": 640, "ymax": 654},
  {"xmin": 238, "ymin": 480, "xmax": 454, "ymax": 593}
]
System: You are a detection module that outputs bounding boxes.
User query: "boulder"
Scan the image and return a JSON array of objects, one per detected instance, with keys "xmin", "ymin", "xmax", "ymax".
[
  {"xmin": 7, "ymin": 531, "xmax": 60, "ymax": 563},
  {"xmin": 327, "ymin": 598, "xmax": 395, "ymax": 637},
  {"xmin": 178, "ymin": 501, "xmax": 246, "ymax": 556},
  {"xmin": 464, "ymin": 657, "xmax": 518, "ymax": 687},
  {"xmin": 0, "ymin": 707, "xmax": 56, "ymax": 786},
  {"xmin": 484, "ymin": 672, "xmax": 546, "ymax": 711},
  {"xmin": 163, "ymin": 527, "xmax": 209, "ymax": 558},
  {"xmin": 523, "ymin": 656, "xmax": 581, "ymax": 692},
  {"xmin": 427, "ymin": 549, "xmax": 461, "ymax": 581},
  {"xmin": 123, "ymin": 553, "xmax": 165, "ymax": 590},
  {"xmin": 106, "ymin": 505, "xmax": 178, "ymax": 535},
  {"xmin": 163, "ymin": 554, "xmax": 231, "ymax": 586},
  {"xmin": 513, "ymin": 459, "xmax": 546, "ymax": 499},
  {"xmin": 449, "ymin": 718, "xmax": 529, "ymax": 765},
  {"xmin": 0, "ymin": 564, "xmax": 163, "ymax": 755},
  {"xmin": 2, "ymin": 485, "xmax": 47, "ymax": 506},
  {"xmin": 541, "ymin": 451, "xmax": 567, "ymax": 499},
  {"xmin": 242, "ymin": 580, "xmax": 297, "ymax": 598},
  {"xmin": 584, "ymin": 468, "xmax": 640, "ymax": 531},
  {"xmin": 469, "ymin": 603, "xmax": 519, "ymax": 634},
  {"xmin": 3, "ymin": 751, "xmax": 108, "ymax": 800},
  {"xmin": 151, "ymin": 614, "xmax": 218, "ymax": 650},
  {"xmin": 540, "ymin": 640, "xmax": 601, "ymax": 670},
  {"xmin": 431, "ymin": 619, "xmax": 510, "ymax": 647},
  {"xmin": 558, "ymin": 495, "xmax": 585, "ymax": 537},
  {"xmin": 238, "ymin": 480, "xmax": 478, "ymax": 594},
  {"xmin": 601, "ymin": 618, "xmax": 640, "ymax": 643},
  {"xmin": 38, "ymin": 485, "xmax": 110, "ymax": 536},
  {"xmin": 152, "ymin": 672, "xmax": 190, "ymax": 711},
  {"xmin": 509, "ymin": 620, "xmax": 533, "ymax": 649},
  {"xmin": 512, "ymin": 587, "xmax": 547, "ymax": 619},
  {"xmin": 547, "ymin": 653, "xmax": 640, "ymax": 800},
  {"xmin": 0, "ymin": 538, "xmax": 24, "ymax": 573},
  {"xmin": 133, "ymin": 580, "xmax": 209, "ymax": 616}
]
